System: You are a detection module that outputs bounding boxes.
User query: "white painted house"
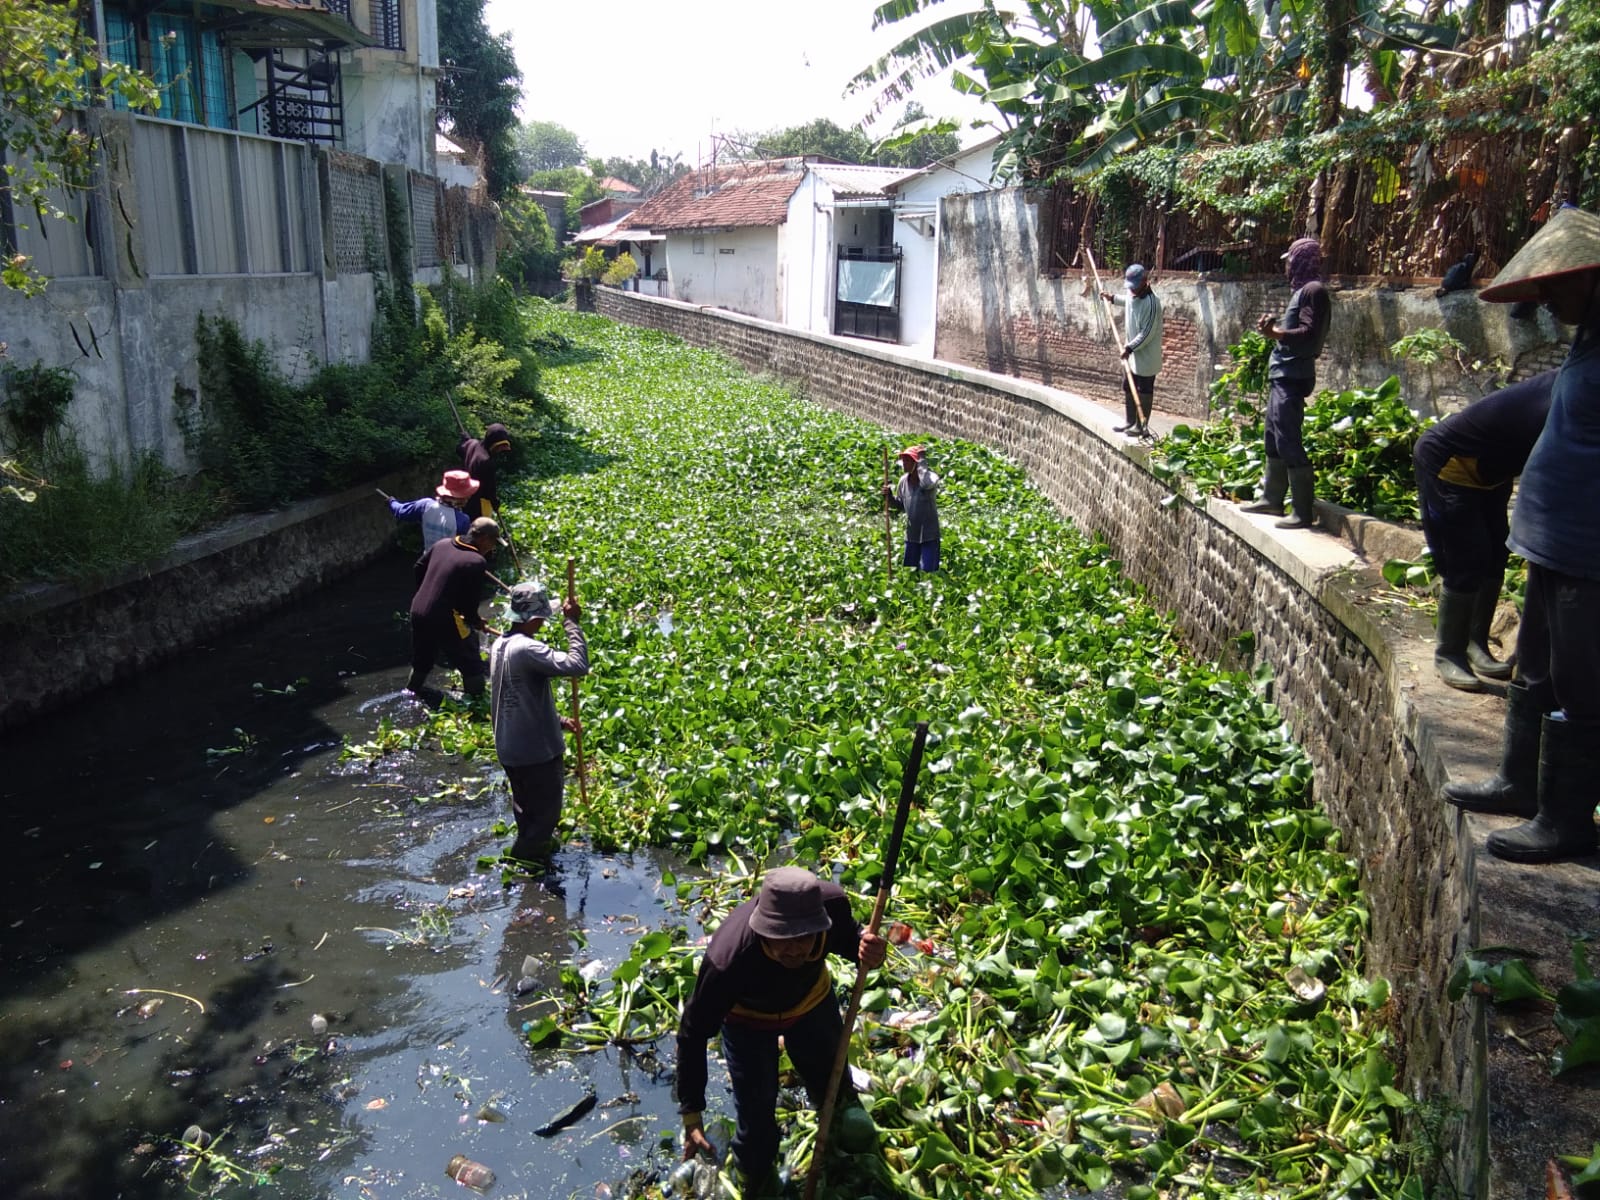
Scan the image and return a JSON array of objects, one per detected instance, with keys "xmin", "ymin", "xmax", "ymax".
[
  {"xmin": 615, "ymin": 147, "xmax": 998, "ymax": 350},
  {"xmin": 882, "ymin": 138, "xmax": 1001, "ymax": 351}
]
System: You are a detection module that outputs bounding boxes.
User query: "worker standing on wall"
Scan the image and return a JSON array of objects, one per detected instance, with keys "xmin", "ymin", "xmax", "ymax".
[
  {"xmin": 1242, "ymin": 237, "xmax": 1333, "ymax": 530},
  {"xmin": 1413, "ymin": 371, "xmax": 1556, "ymax": 690},
  {"xmin": 1101, "ymin": 263, "xmax": 1164, "ymax": 439},
  {"xmin": 1444, "ymin": 205, "xmax": 1600, "ymax": 863}
]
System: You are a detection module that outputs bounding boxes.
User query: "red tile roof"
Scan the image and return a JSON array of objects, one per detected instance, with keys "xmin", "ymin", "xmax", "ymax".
[{"xmin": 620, "ymin": 160, "xmax": 804, "ymax": 232}]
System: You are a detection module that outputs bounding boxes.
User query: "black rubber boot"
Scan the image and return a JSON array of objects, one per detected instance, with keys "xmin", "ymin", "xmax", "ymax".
[
  {"xmin": 1241, "ymin": 457, "xmax": 1288, "ymax": 515},
  {"xmin": 1434, "ymin": 588, "xmax": 1485, "ymax": 692},
  {"xmin": 1275, "ymin": 467, "xmax": 1317, "ymax": 529},
  {"xmin": 1486, "ymin": 716, "xmax": 1600, "ymax": 863},
  {"xmin": 1466, "ymin": 582, "xmax": 1513, "ymax": 680},
  {"xmin": 1443, "ymin": 681, "xmax": 1542, "ymax": 816}
]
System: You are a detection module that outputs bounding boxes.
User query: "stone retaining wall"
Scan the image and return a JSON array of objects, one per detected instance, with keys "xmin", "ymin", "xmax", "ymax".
[
  {"xmin": 594, "ymin": 286, "xmax": 1489, "ymax": 1193},
  {"xmin": 0, "ymin": 470, "xmax": 428, "ymax": 733}
]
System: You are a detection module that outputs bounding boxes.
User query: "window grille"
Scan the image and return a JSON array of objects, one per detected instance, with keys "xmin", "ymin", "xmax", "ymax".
[{"xmin": 370, "ymin": 0, "xmax": 404, "ymax": 49}]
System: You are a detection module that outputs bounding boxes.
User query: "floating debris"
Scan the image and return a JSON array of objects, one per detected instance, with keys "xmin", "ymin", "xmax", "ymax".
[{"xmin": 534, "ymin": 1092, "xmax": 597, "ymax": 1137}]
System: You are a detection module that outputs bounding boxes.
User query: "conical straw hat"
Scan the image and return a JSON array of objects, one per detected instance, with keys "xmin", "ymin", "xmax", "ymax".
[{"xmin": 1480, "ymin": 205, "xmax": 1600, "ymax": 303}]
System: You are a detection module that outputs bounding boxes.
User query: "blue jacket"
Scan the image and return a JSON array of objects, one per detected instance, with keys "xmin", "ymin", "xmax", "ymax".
[{"xmin": 1509, "ymin": 334, "xmax": 1600, "ymax": 578}]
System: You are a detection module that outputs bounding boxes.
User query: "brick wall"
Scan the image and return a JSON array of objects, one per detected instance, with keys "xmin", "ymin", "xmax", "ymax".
[
  {"xmin": 595, "ymin": 285, "xmax": 1483, "ymax": 1189},
  {"xmin": 935, "ymin": 187, "xmax": 1571, "ymax": 422}
]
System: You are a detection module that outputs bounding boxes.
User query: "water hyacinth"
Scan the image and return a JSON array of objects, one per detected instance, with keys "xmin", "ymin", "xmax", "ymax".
[{"xmin": 358, "ymin": 302, "xmax": 1418, "ymax": 1199}]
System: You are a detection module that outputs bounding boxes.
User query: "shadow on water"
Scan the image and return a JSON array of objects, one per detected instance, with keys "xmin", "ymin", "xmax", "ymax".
[{"xmin": 0, "ymin": 551, "xmax": 692, "ymax": 1200}]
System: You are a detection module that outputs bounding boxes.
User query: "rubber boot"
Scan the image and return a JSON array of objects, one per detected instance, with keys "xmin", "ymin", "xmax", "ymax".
[
  {"xmin": 1443, "ymin": 681, "xmax": 1541, "ymax": 816},
  {"xmin": 1241, "ymin": 457, "xmax": 1288, "ymax": 515},
  {"xmin": 1486, "ymin": 716, "xmax": 1600, "ymax": 863},
  {"xmin": 1434, "ymin": 588, "xmax": 1485, "ymax": 692},
  {"xmin": 1275, "ymin": 467, "xmax": 1317, "ymax": 529},
  {"xmin": 1466, "ymin": 582, "xmax": 1513, "ymax": 680}
]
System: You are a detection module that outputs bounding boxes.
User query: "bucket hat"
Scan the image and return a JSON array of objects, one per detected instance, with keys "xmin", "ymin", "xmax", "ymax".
[
  {"xmin": 508, "ymin": 581, "xmax": 554, "ymax": 622},
  {"xmin": 436, "ymin": 469, "xmax": 480, "ymax": 500},
  {"xmin": 748, "ymin": 867, "xmax": 833, "ymax": 940},
  {"xmin": 1479, "ymin": 205, "xmax": 1600, "ymax": 303}
]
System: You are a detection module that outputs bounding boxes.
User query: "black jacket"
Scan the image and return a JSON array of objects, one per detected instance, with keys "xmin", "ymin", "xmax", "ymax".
[
  {"xmin": 458, "ymin": 422, "xmax": 511, "ymax": 511},
  {"xmin": 410, "ymin": 536, "xmax": 489, "ymax": 629}
]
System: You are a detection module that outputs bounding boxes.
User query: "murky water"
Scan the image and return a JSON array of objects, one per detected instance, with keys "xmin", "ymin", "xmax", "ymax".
[{"xmin": 0, "ymin": 554, "xmax": 690, "ymax": 1200}]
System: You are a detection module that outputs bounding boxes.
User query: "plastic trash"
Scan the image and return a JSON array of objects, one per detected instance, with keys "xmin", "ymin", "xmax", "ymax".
[
  {"xmin": 310, "ymin": 1013, "xmax": 329, "ymax": 1035},
  {"xmin": 446, "ymin": 1154, "xmax": 495, "ymax": 1191},
  {"xmin": 181, "ymin": 1124, "xmax": 210, "ymax": 1149}
]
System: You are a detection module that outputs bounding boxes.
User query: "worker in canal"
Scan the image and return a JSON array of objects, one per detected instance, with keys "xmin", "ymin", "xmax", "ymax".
[
  {"xmin": 488, "ymin": 582, "xmax": 589, "ymax": 863},
  {"xmin": 884, "ymin": 445, "xmax": 942, "ymax": 572},
  {"xmin": 459, "ymin": 421, "xmax": 513, "ymax": 518},
  {"xmin": 385, "ymin": 469, "xmax": 477, "ymax": 551},
  {"xmin": 676, "ymin": 866, "xmax": 887, "ymax": 1196},
  {"xmin": 1413, "ymin": 370, "xmax": 1556, "ymax": 691},
  {"xmin": 1445, "ymin": 204, "xmax": 1600, "ymax": 863},
  {"xmin": 404, "ymin": 516, "xmax": 499, "ymax": 702}
]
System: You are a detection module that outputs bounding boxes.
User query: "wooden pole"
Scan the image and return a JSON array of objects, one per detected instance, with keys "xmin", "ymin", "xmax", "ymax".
[
  {"xmin": 565, "ymin": 557, "xmax": 589, "ymax": 812},
  {"xmin": 881, "ymin": 446, "xmax": 894, "ymax": 585},
  {"xmin": 803, "ymin": 722, "xmax": 930, "ymax": 1200},
  {"xmin": 375, "ymin": 487, "xmax": 396, "ymax": 502},
  {"xmin": 445, "ymin": 389, "xmax": 468, "ymax": 437},
  {"xmin": 1082, "ymin": 243, "xmax": 1149, "ymax": 431}
]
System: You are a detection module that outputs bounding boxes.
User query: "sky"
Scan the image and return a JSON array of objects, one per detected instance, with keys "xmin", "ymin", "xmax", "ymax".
[{"xmin": 481, "ymin": 0, "xmax": 995, "ymax": 165}]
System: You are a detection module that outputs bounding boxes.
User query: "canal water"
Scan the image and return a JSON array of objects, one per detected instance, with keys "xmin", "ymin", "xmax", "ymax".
[{"xmin": 0, "ymin": 553, "xmax": 694, "ymax": 1200}]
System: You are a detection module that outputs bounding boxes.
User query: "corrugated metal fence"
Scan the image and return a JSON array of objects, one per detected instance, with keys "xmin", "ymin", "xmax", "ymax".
[{"xmin": 0, "ymin": 113, "xmax": 494, "ymax": 283}]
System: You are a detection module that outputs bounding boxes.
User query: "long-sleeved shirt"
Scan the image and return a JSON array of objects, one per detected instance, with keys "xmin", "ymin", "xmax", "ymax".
[
  {"xmin": 459, "ymin": 422, "xmax": 511, "ymax": 512},
  {"xmin": 889, "ymin": 467, "xmax": 942, "ymax": 543},
  {"xmin": 1509, "ymin": 334, "xmax": 1600, "ymax": 579},
  {"xmin": 389, "ymin": 497, "xmax": 470, "ymax": 550},
  {"xmin": 1268, "ymin": 281, "xmax": 1332, "ymax": 382},
  {"xmin": 489, "ymin": 618, "xmax": 589, "ymax": 767},
  {"xmin": 1414, "ymin": 370, "xmax": 1557, "ymax": 489},
  {"xmin": 1112, "ymin": 290, "xmax": 1164, "ymax": 378},
  {"xmin": 410, "ymin": 536, "xmax": 489, "ymax": 630},
  {"xmin": 674, "ymin": 882, "xmax": 863, "ymax": 1115}
]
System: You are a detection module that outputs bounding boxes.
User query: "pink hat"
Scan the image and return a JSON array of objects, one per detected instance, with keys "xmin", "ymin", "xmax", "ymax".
[
  {"xmin": 436, "ymin": 469, "xmax": 480, "ymax": 500},
  {"xmin": 898, "ymin": 445, "xmax": 925, "ymax": 463}
]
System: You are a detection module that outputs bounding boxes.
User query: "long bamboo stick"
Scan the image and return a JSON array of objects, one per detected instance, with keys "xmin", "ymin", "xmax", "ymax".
[
  {"xmin": 881, "ymin": 446, "xmax": 894, "ymax": 585},
  {"xmin": 803, "ymin": 722, "xmax": 930, "ymax": 1200},
  {"xmin": 565, "ymin": 557, "xmax": 589, "ymax": 812}
]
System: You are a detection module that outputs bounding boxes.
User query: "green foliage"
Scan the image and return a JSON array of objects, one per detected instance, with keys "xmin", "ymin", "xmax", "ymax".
[
  {"xmin": 514, "ymin": 120, "xmax": 586, "ymax": 175},
  {"xmin": 601, "ymin": 253, "xmax": 639, "ymax": 287},
  {"xmin": 527, "ymin": 168, "xmax": 605, "ymax": 232},
  {"xmin": 0, "ymin": 433, "xmax": 208, "ymax": 584},
  {"xmin": 496, "ymin": 193, "xmax": 562, "ymax": 288},
  {"xmin": 563, "ymin": 246, "xmax": 609, "ymax": 282},
  {"xmin": 1153, "ymin": 335, "xmax": 1431, "ymax": 520},
  {"xmin": 2, "ymin": 360, "xmax": 77, "ymax": 453},
  {"xmin": 357, "ymin": 303, "xmax": 1417, "ymax": 1199},
  {"xmin": 434, "ymin": 0, "xmax": 521, "ymax": 196},
  {"xmin": 740, "ymin": 109, "xmax": 962, "ymax": 169},
  {"xmin": 0, "ymin": 0, "xmax": 159, "ymax": 293},
  {"xmin": 1389, "ymin": 328, "xmax": 1467, "ymax": 368}
]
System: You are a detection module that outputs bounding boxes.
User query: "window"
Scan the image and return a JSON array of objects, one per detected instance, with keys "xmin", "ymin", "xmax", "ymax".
[
  {"xmin": 370, "ymin": 0, "xmax": 404, "ymax": 49},
  {"xmin": 104, "ymin": 11, "xmax": 139, "ymax": 110},
  {"xmin": 148, "ymin": 14, "xmax": 198, "ymax": 125}
]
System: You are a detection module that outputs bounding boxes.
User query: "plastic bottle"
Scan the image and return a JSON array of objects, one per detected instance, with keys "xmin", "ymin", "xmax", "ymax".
[{"xmin": 446, "ymin": 1154, "xmax": 495, "ymax": 1191}]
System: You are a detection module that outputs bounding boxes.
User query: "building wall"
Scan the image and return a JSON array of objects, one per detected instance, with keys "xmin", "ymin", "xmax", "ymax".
[
  {"xmin": 783, "ymin": 174, "xmax": 831, "ymax": 335},
  {"xmin": 592, "ymin": 285, "xmax": 1482, "ymax": 1184},
  {"xmin": 341, "ymin": 52, "xmax": 436, "ymax": 174},
  {"xmin": 664, "ymin": 226, "xmax": 782, "ymax": 322},
  {"xmin": 0, "ymin": 114, "xmax": 493, "ymax": 475},
  {"xmin": 937, "ymin": 188, "xmax": 1571, "ymax": 419},
  {"xmin": 891, "ymin": 142, "xmax": 998, "ymax": 351}
]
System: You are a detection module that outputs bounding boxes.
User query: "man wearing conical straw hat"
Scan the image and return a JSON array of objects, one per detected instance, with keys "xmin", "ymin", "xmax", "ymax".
[{"xmin": 1444, "ymin": 205, "xmax": 1600, "ymax": 863}]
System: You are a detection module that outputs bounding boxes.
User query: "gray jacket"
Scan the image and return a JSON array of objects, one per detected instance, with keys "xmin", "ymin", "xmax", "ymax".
[
  {"xmin": 1113, "ymin": 290, "xmax": 1164, "ymax": 378},
  {"xmin": 489, "ymin": 618, "xmax": 589, "ymax": 768},
  {"xmin": 890, "ymin": 467, "xmax": 942, "ymax": 543}
]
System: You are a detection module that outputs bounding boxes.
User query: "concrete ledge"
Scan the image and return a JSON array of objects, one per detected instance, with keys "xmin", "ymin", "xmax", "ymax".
[
  {"xmin": 0, "ymin": 467, "xmax": 429, "ymax": 732},
  {"xmin": 594, "ymin": 287, "xmax": 1599, "ymax": 1199}
]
